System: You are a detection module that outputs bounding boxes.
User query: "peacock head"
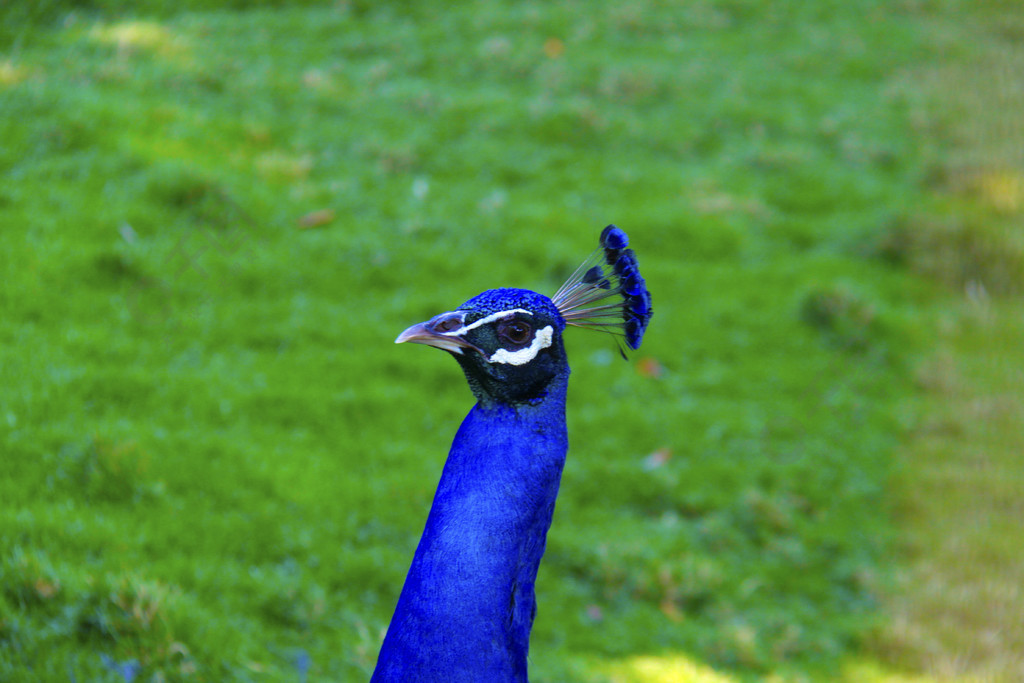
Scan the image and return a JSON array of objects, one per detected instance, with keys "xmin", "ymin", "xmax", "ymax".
[{"xmin": 395, "ymin": 225, "xmax": 653, "ymax": 406}]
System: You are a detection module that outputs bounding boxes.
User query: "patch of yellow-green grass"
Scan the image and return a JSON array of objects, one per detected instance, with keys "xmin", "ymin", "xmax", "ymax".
[
  {"xmin": 0, "ymin": 59, "xmax": 32, "ymax": 87},
  {"xmin": 841, "ymin": 659, "xmax": 984, "ymax": 683},
  {"xmin": 872, "ymin": 2, "xmax": 1024, "ymax": 301},
  {"xmin": 584, "ymin": 652, "xmax": 960, "ymax": 683},
  {"xmin": 90, "ymin": 19, "xmax": 190, "ymax": 61},
  {"xmin": 865, "ymin": 2, "xmax": 1024, "ymax": 679},
  {"xmin": 589, "ymin": 653, "xmax": 738, "ymax": 683},
  {"xmin": 876, "ymin": 301, "xmax": 1024, "ymax": 682}
]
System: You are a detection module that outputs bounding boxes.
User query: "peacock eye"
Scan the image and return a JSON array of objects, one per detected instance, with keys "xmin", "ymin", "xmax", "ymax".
[{"xmin": 499, "ymin": 320, "xmax": 533, "ymax": 345}]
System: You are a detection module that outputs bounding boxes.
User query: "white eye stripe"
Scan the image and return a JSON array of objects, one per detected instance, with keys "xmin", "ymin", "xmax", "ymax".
[
  {"xmin": 438, "ymin": 308, "xmax": 533, "ymax": 336},
  {"xmin": 487, "ymin": 325, "xmax": 554, "ymax": 366}
]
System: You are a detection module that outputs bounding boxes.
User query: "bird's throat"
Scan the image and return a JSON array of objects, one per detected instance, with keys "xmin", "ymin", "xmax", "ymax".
[{"xmin": 372, "ymin": 377, "xmax": 569, "ymax": 682}]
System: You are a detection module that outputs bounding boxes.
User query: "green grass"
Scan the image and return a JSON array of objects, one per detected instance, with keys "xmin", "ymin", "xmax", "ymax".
[
  {"xmin": 0, "ymin": 1, "xmax": 1018, "ymax": 681},
  {"xmin": 863, "ymin": 3, "xmax": 1024, "ymax": 681},
  {"xmin": 874, "ymin": 301, "xmax": 1024, "ymax": 682}
]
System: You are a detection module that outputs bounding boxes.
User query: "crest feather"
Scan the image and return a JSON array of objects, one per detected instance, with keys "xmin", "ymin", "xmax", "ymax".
[{"xmin": 551, "ymin": 225, "xmax": 653, "ymax": 352}]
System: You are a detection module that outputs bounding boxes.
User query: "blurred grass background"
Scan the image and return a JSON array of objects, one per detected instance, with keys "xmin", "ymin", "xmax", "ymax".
[{"xmin": 1, "ymin": 1, "xmax": 1021, "ymax": 681}]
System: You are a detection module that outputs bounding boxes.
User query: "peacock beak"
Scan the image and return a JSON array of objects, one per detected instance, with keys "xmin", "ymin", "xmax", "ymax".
[{"xmin": 395, "ymin": 313, "xmax": 483, "ymax": 356}]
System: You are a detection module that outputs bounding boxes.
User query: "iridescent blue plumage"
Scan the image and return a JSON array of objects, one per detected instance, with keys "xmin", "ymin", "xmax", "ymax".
[
  {"xmin": 600, "ymin": 224, "xmax": 629, "ymax": 250},
  {"xmin": 374, "ymin": 226, "xmax": 651, "ymax": 681},
  {"xmin": 459, "ymin": 288, "xmax": 565, "ymax": 326}
]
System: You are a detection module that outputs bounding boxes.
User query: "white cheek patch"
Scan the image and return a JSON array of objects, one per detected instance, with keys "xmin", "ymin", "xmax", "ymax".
[{"xmin": 488, "ymin": 325, "xmax": 554, "ymax": 366}]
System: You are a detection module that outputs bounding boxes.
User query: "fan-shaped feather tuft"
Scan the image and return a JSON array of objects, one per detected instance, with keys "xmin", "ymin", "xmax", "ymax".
[{"xmin": 552, "ymin": 225, "xmax": 653, "ymax": 352}]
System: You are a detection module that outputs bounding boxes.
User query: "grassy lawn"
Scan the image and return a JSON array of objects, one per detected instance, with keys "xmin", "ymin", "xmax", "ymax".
[
  {"xmin": 1, "ymin": 1, "xmax": 1020, "ymax": 681},
  {"xmin": 871, "ymin": 302, "xmax": 1024, "ymax": 683},
  {"xmin": 864, "ymin": 4, "xmax": 1024, "ymax": 681}
]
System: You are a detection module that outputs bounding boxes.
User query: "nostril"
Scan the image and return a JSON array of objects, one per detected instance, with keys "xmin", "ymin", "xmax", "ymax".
[{"xmin": 433, "ymin": 316, "xmax": 463, "ymax": 333}]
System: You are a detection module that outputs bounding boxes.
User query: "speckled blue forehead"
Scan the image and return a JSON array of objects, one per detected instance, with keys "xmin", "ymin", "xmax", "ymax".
[{"xmin": 458, "ymin": 288, "xmax": 566, "ymax": 331}]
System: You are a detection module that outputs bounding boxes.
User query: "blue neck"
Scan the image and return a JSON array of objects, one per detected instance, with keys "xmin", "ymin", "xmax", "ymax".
[{"xmin": 372, "ymin": 374, "xmax": 569, "ymax": 682}]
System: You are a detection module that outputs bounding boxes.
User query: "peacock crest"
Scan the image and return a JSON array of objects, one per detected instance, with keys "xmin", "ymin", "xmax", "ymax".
[{"xmin": 551, "ymin": 225, "xmax": 654, "ymax": 353}]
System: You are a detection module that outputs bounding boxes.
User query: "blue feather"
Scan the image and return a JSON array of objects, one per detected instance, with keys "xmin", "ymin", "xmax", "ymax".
[
  {"xmin": 611, "ymin": 249, "xmax": 637, "ymax": 276},
  {"xmin": 625, "ymin": 315, "xmax": 647, "ymax": 350},
  {"xmin": 582, "ymin": 265, "xmax": 605, "ymax": 284},
  {"xmin": 600, "ymin": 224, "xmax": 629, "ymax": 250},
  {"xmin": 621, "ymin": 272, "xmax": 647, "ymax": 297},
  {"xmin": 628, "ymin": 290, "xmax": 652, "ymax": 318}
]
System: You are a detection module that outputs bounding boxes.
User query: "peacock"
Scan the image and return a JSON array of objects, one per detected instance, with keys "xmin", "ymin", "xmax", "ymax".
[{"xmin": 372, "ymin": 225, "xmax": 653, "ymax": 682}]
